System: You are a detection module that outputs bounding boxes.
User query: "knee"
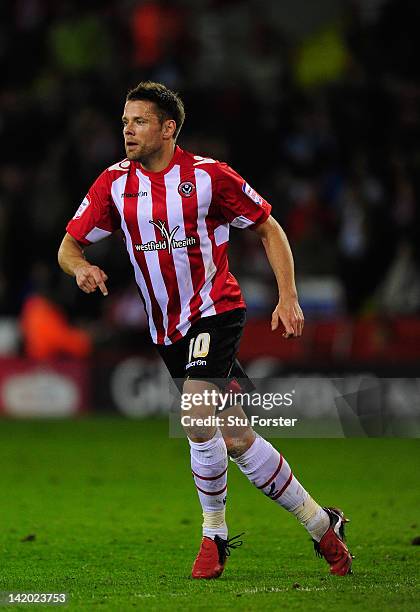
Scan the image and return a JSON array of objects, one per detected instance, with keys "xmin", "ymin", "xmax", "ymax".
[
  {"xmin": 186, "ymin": 427, "xmax": 216, "ymax": 443},
  {"xmin": 181, "ymin": 379, "xmax": 218, "ymax": 442},
  {"xmin": 224, "ymin": 429, "xmax": 256, "ymax": 458},
  {"xmin": 182, "ymin": 414, "xmax": 216, "ymax": 442}
]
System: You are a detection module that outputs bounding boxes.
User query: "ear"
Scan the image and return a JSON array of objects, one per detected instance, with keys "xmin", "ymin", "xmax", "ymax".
[{"xmin": 163, "ymin": 119, "xmax": 176, "ymax": 140}]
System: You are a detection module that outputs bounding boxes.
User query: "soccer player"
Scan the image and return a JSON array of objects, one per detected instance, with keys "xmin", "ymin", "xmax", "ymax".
[{"xmin": 58, "ymin": 82, "xmax": 353, "ymax": 578}]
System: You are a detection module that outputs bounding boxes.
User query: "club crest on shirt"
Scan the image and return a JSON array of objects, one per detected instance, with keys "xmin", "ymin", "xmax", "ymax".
[
  {"xmin": 178, "ymin": 181, "xmax": 196, "ymax": 197},
  {"xmin": 242, "ymin": 182, "xmax": 263, "ymax": 205}
]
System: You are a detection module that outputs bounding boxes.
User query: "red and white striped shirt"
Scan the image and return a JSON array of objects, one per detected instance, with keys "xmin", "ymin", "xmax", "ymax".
[{"xmin": 67, "ymin": 146, "xmax": 271, "ymax": 345}]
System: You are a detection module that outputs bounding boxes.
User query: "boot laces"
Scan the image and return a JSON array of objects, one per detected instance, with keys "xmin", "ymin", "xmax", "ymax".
[{"xmin": 214, "ymin": 532, "xmax": 244, "ymax": 564}]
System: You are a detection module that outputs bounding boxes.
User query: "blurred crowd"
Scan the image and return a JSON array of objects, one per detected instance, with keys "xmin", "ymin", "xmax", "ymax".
[{"xmin": 1, "ymin": 0, "xmax": 420, "ymax": 354}]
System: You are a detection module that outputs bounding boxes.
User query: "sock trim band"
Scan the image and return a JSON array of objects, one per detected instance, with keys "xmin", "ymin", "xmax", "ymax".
[
  {"xmin": 272, "ymin": 470, "xmax": 293, "ymax": 500},
  {"xmin": 192, "ymin": 466, "xmax": 228, "ymax": 481},
  {"xmin": 257, "ymin": 454, "xmax": 284, "ymax": 489},
  {"xmin": 195, "ymin": 483, "xmax": 227, "ymax": 496}
]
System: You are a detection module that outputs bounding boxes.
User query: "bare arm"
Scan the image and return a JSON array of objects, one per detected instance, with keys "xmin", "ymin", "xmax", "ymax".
[
  {"xmin": 58, "ymin": 233, "xmax": 109, "ymax": 296},
  {"xmin": 254, "ymin": 215, "xmax": 304, "ymax": 337}
]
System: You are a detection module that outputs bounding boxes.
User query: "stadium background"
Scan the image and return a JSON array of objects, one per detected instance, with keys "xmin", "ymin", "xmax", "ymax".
[
  {"xmin": 1, "ymin": 0, "xmax": 420, "ymax": 417},
  {"xmin": 0, "ymin": 2, "xmax": 419, "ymax": 610}
]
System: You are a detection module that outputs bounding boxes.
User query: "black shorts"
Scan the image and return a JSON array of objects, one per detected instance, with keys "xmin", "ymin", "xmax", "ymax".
[{"xmin": 157, "ymin": 307, "xmax": 254, "ymax": 393}]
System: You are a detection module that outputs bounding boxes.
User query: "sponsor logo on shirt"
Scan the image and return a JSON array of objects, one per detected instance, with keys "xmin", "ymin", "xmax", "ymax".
[
  {"xmin": 178, "ymin": 181, "xmax": 196, "ymax": 197},
  {"xmin": 73, "ymin": 197, "xmax": 90, "ymax": 219},
  {"xmin": 134, "ymin": 220, "xmax": 196, "ymax": 254},
  {"xmin": 242, "ymin": 182, "xmax": 263, "ymax": 205},
  {"xmin": 121, "ymin": 191, "xmax": 148, "ymax": 197},
  {"xmin": 186, "ymin": 359, "xmax": 207, "ymax": 369}
]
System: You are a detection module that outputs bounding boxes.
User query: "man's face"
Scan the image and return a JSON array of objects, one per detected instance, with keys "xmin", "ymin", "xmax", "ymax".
[{"xmin": 122, "ymin": 100, "xmax": 167, "ymax": 161}]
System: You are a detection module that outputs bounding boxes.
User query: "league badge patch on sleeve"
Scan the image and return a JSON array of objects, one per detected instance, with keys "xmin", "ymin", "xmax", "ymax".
[
  {"xmin": 73, "ymin": 197, "xmax": 90, "ymax": 219},
  {"xmin": 242, "ymin": 182, "xmax": 263, "ymax": 205}
]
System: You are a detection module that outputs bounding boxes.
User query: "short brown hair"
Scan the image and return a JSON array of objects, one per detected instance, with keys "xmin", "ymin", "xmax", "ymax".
[{"xmin": 126, "ymin": 81, "xmax": 185, "ymax": 140}]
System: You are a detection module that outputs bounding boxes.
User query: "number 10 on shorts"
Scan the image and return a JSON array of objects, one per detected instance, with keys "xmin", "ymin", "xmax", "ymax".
[{"xmin": 188, "ymin": 332, "xmax": 211, "ymax": 361}]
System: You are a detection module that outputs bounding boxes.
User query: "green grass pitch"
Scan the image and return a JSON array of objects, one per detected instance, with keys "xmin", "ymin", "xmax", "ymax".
[{"xmin": 0, "ymin": 418, "xmax": 419, "ymax": 611}]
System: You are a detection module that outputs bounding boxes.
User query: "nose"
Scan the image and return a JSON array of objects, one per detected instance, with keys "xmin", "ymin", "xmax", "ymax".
[{"xmin": 124, "ymin": 123, "xmax": 134, "ymax": 136}]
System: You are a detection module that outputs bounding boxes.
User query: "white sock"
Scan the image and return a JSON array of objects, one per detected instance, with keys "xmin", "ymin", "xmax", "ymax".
[
  {"xmin": 231, "ymin": 435, "xmax": 329, "ymax": 540},
  {"xmin": 189, "ymin": 429, "xmax": 228, "ymax": 540}
]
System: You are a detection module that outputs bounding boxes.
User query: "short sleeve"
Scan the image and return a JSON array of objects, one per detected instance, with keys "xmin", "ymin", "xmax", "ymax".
[
  {"xmin": 213, "ymin": 163, "xmax": 271, "ymax": 229},
  {"xmin": 66, "ymin": 170, "xmax": 120, "ymax": 245}
]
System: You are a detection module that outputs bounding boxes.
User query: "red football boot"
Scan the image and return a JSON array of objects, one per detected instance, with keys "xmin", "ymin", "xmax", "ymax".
[
  {"xmin": 314, "ymin": 507, "xmax": 353, "ymax": 576},
  {"xmin": 191, "ymin": 533, "xmax": 243, "ymax": 579}
]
